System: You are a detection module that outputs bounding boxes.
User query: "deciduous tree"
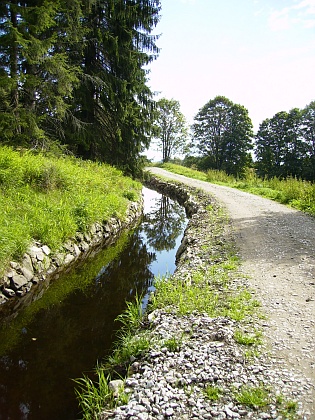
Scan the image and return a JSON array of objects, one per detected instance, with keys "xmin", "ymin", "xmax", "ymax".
[
  {"xmin": 301, "ymin": 101, "xmax": 315, "ymax": 180},
  {"xmin": 154, "ymin": 98, "xmax": 188, "ymax": 163},
  {"xmin": 192, "ymin": 96, "xmax": 253, "ymax": 176}
]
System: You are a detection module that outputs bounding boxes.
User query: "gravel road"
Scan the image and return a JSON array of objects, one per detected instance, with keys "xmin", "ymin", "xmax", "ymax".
[{"xmin": 147, "ymin": 167, "xmax": 315, "ymax": 415}]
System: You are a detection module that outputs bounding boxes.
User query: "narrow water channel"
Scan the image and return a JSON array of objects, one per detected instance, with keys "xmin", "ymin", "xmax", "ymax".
[{"xmin": 0, "ymin": 187, "xmax": 188, "ymax": 420}]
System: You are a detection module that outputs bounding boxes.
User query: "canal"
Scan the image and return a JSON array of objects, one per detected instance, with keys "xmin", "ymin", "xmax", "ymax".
[{"xmin": 0, "ymin": 187, "xmax": 188, "ymax": 420}]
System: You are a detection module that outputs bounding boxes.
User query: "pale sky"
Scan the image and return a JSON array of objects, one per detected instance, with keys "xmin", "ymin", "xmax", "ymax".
[{"xmin": 147, "ymin": 0, "xmax": 315, "ymax": 138}]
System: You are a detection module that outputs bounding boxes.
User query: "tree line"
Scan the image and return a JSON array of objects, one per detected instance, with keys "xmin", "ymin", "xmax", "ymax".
[
  {"xmin": 0, "ymin": 0, "xmax": 160, "ymax": 176},
  {"xmin": 1, "ymin": 2, "xmax": 314, "ymax": 181},
  {"xmin": 155, "ymin": 96, "xmax": 315, "ymax": 181}
]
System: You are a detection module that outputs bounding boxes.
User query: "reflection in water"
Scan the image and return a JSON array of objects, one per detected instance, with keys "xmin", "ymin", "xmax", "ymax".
[{"xmin": 0, "ymin": 187, "xmax": 187, "ymax": 420}]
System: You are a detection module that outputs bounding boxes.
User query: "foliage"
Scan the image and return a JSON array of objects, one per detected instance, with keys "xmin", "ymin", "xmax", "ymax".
[
  {"xmin": 150, "ymin": 239, "xmax": 260, "ymax": 321},
  {"xmin": 192, "ymin": 96, "xmax": 253, "ymax": 176},
  {"xmin": 276, "ymin": 396, "xmax": 298, "ymax": 419},
  {"xmin": 107, "ymin": 331, "xmax": 150, "ymax": 370},
  {"xmin": 255, "ymin": 101, "xmax": 315, "ymax": 181},
  {"xmin": 235, "ymin": 385, "xmax": 270, "ymax": 408},
  {"xmin": 234, "ymin": 329, "xmax": 262, "ymax": 346},
  {"xmin": 0, "ymin": 0, "xmax": 83, "ymax": 147},
  {"xmin": 0, "ymin": 146, "xmax": 141, "ymax": 273},
  {"xmin": 163, "ymin": 335, "xmax": 183, "ymax": 352},
  {"xmin": 153, "ymin": 98, "xmax": 189, "ymax": 163},
  {"xmin": 76, "ymin": 294, "xmax": 149, "ymax": 415},
  {"xmin": 159, "ymin": 162, "xmax": 208, "ymax": 181},
  {"xmin": 115, "ymin": 293, "xmax": 144, "ymax": 333},
  {"xmin": 204, "ymin": 385, "xmax": 222, "ymax": 401},
  {"xmin": 157, "ymin": 163, "xmax": 315, "ymax": 216},
  {"xmin": 74, "ymin": 367, "xmax": 127, "ymax": 419},
  {"xmin": 0, "ymin": 1, "xmax": 161, "ymax": 177}
]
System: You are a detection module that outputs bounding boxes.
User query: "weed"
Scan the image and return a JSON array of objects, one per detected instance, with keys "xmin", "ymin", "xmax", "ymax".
[
  {"xmin": 243, "ymin": 348, "xmax": 261, "ymax": 361},
  {"xmin": 235, "ymin": 385, "xmax": 270, "ymax": 408},
  {"xmin": 234, "ymin": 329, "xmax": 262, "ymax": 346},
  {"xmin": 106, "ymin": 293, "xmax": 149, "ymax": 370},
  {"xmin": 74, "ymin": 368, "xmax": 115, "ymax": 419},
  {"xmin": 275, "ymin": 395, "xmax": 298, "ymax": 419},
  {"xmin": 151, "ymin": 266, "xmax": 261, "ymax": 323},
  {"xmin": 116, "ymin": 293, "xmax": 144, "ymax": 332},
  {"xmin": 204, "ymin": 385, "xmax": 222, "ymax": 401},
  {"xmin": 107, "ymin": 331, "xmax": 150, "ymax": 369},
  {"xmin": 163, "ymin": 335, "xmax": 183, "ymax": 352}
]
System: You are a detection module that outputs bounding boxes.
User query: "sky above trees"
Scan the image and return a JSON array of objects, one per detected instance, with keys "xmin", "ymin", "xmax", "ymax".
[{"xmin": 147, "ymin": 0, "xmax": 315, "ymax": 132}]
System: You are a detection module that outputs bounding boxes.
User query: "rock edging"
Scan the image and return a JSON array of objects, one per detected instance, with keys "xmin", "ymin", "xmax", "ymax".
[
  {"xmin": 0, "ymin": 198, "xmax": 143, "ymax": 309},
  {"xmin": 102, "ymin": 175, "xmax": 312, "ymax": 419}
]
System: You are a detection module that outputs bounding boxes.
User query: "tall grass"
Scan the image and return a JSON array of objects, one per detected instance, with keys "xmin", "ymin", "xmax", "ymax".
[
  {"xmin": 75, "ymin": 294, "xmax": 146, "ymax": 418},
  {"xmin": 160, "ymin": 163, "xmax": 315, "ymax": 216},
  {"xmin": 0, "ymin": 146, "xmax": 142, "ymax": 274}
]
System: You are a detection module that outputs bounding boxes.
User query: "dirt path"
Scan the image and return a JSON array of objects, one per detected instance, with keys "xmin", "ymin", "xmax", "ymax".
[{"xmin": 148, "ymin": 167, "xmax": 315, "ymax": 414}]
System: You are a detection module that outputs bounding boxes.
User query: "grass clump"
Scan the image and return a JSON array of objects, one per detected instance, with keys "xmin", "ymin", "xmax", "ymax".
[
  {"xmin": 0, "ymin": 146, "xmax": 141, "ymax": 274},
  {"xmin": 160, "ymin": 162, "xmax": 208, "ymax": 181},
  {"xmin": 115, "ymin": 292, "xmax": 144, "ymax": 332},
  {"xmin": 74, "ymin": 367, "xmax": 128, "ymax": 420},
  {"xmin": 163, "ymin": 335, "xmax": 183, "ymax": 352},
  {"xmin": 235, "ymin": 385, "xmax": 270, "ymax": 408},
  {"xmin": 234, "ymin": 329, "xmax": 263, "ymax": 346},
  {"xmin": 75, "ymin": 294, "xmax": 149, "ymax": 418},
  {"xmin": 204, "ymin": 385, "xmax": 222, "ymax": 401},
  {"xmin": 276, "ymin": 395, "xmax": 298, "ymax": 419},
  {"xmin": 107, "ymin": 293, "xmax": 149, "ymax": 370}
]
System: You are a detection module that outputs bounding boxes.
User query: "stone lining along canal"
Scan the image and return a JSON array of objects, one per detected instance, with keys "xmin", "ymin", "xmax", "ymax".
[{"xmin": 0, "ymin": 187, "xmax": 188, "ymax": 420}]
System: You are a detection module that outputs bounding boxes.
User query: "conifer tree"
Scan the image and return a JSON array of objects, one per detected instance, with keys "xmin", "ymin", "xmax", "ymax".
[
  {"xmin": 0, "ymin": 0, "xmax": 82, "ymax": 148},
  {"xmin": 65, "ymin": 0, "xmax": 161, "ymax": 176},
  {"xmin": 0, "ymin": 1, "xmax": 161, "ymax": 175}
]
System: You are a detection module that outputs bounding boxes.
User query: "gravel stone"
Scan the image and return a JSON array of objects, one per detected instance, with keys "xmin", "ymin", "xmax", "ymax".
[{"xmin": 99, "ymin": 173, "xmax": 315, "ymax": 419}]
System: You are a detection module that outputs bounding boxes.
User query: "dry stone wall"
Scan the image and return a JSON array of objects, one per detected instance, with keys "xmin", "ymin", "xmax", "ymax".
[{"xmin": 0, "ymin": 199, "xmax": 143, "ymax": 309}]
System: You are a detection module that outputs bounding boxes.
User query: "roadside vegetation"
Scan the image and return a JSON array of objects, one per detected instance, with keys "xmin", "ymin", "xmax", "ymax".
[
  {"xmin": 0, "ymin": 146, "xmax": 142, "ymax": 275},
  {"xmin": 158, "ymin": 162, "xmax": 315, "ymax": 216},
  {"xmin": 74, "ymin": 180, "xmax": 298, "ymax": 419}
]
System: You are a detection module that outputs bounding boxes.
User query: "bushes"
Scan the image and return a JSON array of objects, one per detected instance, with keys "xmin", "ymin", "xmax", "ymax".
[{"xmin": 160, "ymin": 163, "xmax": 315, "ymax": 216}]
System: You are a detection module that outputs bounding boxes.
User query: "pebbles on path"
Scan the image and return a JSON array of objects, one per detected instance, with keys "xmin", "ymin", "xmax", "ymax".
[{"xmin": 99, "ymin": 173, "xmax": 314, "ymax": 419}]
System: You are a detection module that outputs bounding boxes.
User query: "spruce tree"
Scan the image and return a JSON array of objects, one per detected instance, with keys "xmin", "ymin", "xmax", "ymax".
[
  {"xmin": 0, "ymin": 0, "xmax": 82, "ymax": 148},
  {"xmin": 65, "ymin": 0, "xmax": 161, "ymax": 176}
]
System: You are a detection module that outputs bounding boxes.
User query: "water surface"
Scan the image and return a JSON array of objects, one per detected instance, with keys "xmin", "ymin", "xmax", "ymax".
[{"xmin": 0, "ymin": 187, "xmax": 187, "ymax": 420}]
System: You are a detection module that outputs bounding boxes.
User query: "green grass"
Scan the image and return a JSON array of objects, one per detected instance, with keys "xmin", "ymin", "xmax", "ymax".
[
  {"xmin": 235, "ymin": 385, "xmax": 270, "ymax": 408},
  {"xmin": 159, "ymin": 162, "xmax": 208, "ymax": 181},
  {"xmin": 204, "ymin": 385, "xmax": 222, "ymax": 401},
  {"xmin": 115, "ymin": 292, "xmax": 144, "ymax": 332},
  {"xmin": 234, "ymin": 328, "xmax": 263, "ymax": 346},
  {"xmin": 74, "ymin": 367, "xmax": 128, "ymax": 419},
  {"xmin": 158, "ymin": 163, "xmax": 315, "ymax": 216},
  {"xmin": 75, "ymin": 295, "xmax": 148, "ymax": 418},
  {"xmin": 106, "ymin": 293, "xmax": 150, "ymax": 369},
  {"xmin": 276, "ymin": 395, "xmax": 299, "ymax": 419},
  {"xmin": 0, "ymin": 146, "xmax": 141, "ymax": 274},
  {"xmin": 106, "ymin": 331, "xmax": 150, "ymax": 370},
  {"xmin": 163, "ymin": 335, "xmax": 183, "ymax": 352},
  {"xmin": 150, "ymin": 264, "xmax": 260, "ymax": 322}
]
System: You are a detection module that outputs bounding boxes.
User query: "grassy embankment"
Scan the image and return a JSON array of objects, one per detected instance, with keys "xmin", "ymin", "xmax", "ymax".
[
  {"xmin": 159, "ymin": 162, "xmax": 315, "ymax": 216},
  {"xmin": 75, "ymin": 179, "xmax": 298, "ymax": 420},
  {"xmin": 0, "ymin": 146, "xmax": 142, "ymax": 276}
]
